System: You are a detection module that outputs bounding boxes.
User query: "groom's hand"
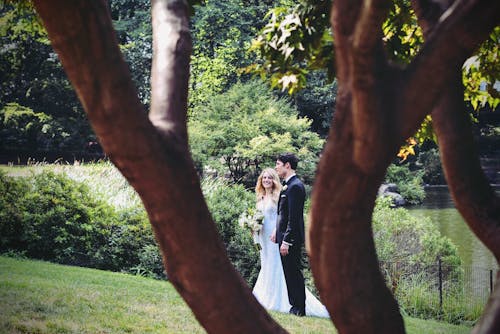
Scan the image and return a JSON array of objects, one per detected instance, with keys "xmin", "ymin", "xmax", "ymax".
[{"xmin": 280, "ymin": 243, "xmax": 289, "ymax": 256}]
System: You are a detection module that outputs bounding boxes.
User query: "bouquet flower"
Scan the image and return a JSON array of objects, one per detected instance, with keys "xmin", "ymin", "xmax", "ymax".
[{"xmin": 238, "ymin": 207, "xmax": 264, "ymax": 249}]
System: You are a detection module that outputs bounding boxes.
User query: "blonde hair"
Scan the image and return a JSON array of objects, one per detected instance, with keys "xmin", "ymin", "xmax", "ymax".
[{"xmin": 255, "ymin": 168, "xmax": 282, "ymax": 204}]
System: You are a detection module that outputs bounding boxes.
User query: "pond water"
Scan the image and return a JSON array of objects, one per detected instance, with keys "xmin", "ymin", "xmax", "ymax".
[{"xmin": 408, "ymin": 186, "xmax": 499, "ymax": 270}]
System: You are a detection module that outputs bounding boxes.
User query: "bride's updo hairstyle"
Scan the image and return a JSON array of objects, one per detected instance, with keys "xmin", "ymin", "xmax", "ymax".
[{"xmin": 255, "ymin": 168, "xmax": 282, "ymax": 204}]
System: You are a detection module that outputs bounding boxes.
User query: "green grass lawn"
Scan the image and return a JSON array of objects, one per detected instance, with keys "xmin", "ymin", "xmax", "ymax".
[{"xmin": 0, "ymin": 256, "xmax": 472, "ymax": 334}]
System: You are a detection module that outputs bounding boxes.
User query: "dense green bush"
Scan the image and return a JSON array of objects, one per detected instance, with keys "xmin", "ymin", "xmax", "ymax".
[
  {"xmin": 19, "ymin": 171, "xmax": 115, "ymax": 265},
  {"xmin": 373, "ymin": 197, "xmax": 468, "ymax": 322},
  {"xmin": 0, "ymin": 170, "xmax": 164, "ymax": 278},
  {"xmin": 189, "ymin": 80, "xmax": 324, "ymax": 187},
  {"xmin": 0, "ymin": 168, "xmax": 265, "ymax": 284},
  {"xmin": 373, "ymin": 197, "xmax": 461, "ymax": 270},
  {"xmin": 0, "ymin": 171, "xmax": 29, "ymax": 251},
  {"xmin": 385, "ymin": 163, "xmax": 426, "ymax": 205},
  {"xmin": 417, "ymin": 148, "xmax": 446, "ymax": 185},
  {"xmin": 201, "ymin": 177, "xmax": 260, "ymax": 286}
]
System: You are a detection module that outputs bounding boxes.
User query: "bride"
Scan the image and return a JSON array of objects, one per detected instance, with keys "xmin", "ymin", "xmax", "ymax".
[{"xmin": 251, "ymin": 168, "xmax": 329, "ymax": 318}]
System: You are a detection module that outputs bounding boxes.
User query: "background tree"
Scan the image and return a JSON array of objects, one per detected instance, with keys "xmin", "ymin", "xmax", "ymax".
[
  {"xmin": 0, "ymin": 3, "xmax": 93, "ymax": 158},
  {"xmin": 30, "ymin": 1, "xmax": 499, "ymax": 334},
  {"xmin": 189, "ymin": 0, "xmax": 285, "ymax": 108},
  {"xmin": 189, "ymin": 80, "xmax": 324, "ymax": 185}
]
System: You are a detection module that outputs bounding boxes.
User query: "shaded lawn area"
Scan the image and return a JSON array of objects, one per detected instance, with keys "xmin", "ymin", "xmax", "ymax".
[{"xmin": 0, "ymin": 256, "xmax": 471, "ymax": 333}]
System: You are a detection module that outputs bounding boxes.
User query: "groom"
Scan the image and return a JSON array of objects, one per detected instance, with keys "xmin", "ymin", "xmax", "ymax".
[{"xmin": 272, "ymin": 152, "xmax": 306, "ymax": 316}]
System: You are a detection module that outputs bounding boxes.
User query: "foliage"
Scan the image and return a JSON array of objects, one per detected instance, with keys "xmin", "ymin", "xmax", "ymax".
[
  {"xmin": 0, "ymin": 171, "xmax": 29, "ymax": 251},
  {"xmin": 373, "ymin": 198, "xmax": 471, "ymax": 324},
  {"xmin": 189, "ymin": 0, "xmax": 280, "ymax": 108},
  {"xmin": 109, "ymin": 0, "xmax": 152, "ymax": 105},
  {"xmin": 416, "ymin": 148, "xmax": 446, "ymax": 185},
  {"xmin": 373, "ymin": 197, "xmax": 462, "ymax": 275},
  {"xmin": 250, "ymin": 0, "xmax": 497, "ymax": 111},
  {"xmin": 250, "ymin": 0, "xmax": 499, "ymax": 157},
  {"xmin": 0, "ymin": 171, "xmax": 110, "ymax": 265},
  {"xmin": 0, "ymin": 169, "xmax": 163, "ymax": 278},
  {"xmin": 395, "ymin": 271, "xmax": 486, "ymax": 325},
  {"xmin": 463, "ymin": 27, "xmax": 500, "ymax": 110},
  {"xmin": 246, "ymin": 0, "xmax": 333, "ymax": 94},
  {"xmin": 0, "ymin": 165, "xmax": 280, "ymax": 284},
  {"xmin": 189, "ymin": 80, "xmax": 324, "ymax": 186},
  {"xmin": 201, "ymin": 177, "xmax": 260, "ymax": 286},
  {"xmin": 384, "ymin": 163, "xmax": 426, "ymax": 205},
  {"xmin": 294, "ymin": 70, "xmax": 337, "ymax": 138},
  {"xmin": 0, "ymin": 103, "xmax": 73, "ymax": 152},
  {"xmin": 0, "ymin": 4, "xmax": 95, "ymax": 155}
]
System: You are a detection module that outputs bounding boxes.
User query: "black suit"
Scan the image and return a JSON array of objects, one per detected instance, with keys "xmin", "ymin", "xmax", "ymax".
[{"xmin": 276, "ymin": 175, "xmax": 306, "ymax": 314}]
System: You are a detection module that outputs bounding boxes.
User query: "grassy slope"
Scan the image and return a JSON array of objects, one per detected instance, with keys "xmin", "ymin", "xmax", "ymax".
[{"xmin": 0, "ymin": 256, "xmax": 470, "ymax": 334}]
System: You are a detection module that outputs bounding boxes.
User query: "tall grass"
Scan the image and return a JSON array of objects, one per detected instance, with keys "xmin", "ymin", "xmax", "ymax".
[
  {"xmin": 395, "ymin": 270, "xmax": 486, "ymax": 325},
  {"xmin": 3, "ymin": 161, "xmax": 141, "ymax": 209}
]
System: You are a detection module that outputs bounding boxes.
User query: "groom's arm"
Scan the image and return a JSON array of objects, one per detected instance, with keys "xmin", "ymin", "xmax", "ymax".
[{"xmin": 282, "ymin": 184, "xmax": 305, "ymax": 246}]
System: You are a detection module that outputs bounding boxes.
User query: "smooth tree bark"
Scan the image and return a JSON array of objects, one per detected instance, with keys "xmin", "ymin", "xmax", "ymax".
[
  {"xmin": 308, "ymin": 0, "xmax": 499, "ymax": 333},
  {"xmin": 31, "ymin": 0, "xmax": 499, "ymax": 333},
  {"xmin": 32, "ymin": 1, "xmax": 286, "ymax": 333},
  {"xmin": 411, "ymin": 1, "xmax": 500, "ymax": 332}
]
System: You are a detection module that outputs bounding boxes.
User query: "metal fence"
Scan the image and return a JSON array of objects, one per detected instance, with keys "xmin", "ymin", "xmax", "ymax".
[{"xmin": 379, "ymin": 260, "xmax": 498, "ymax": 324}]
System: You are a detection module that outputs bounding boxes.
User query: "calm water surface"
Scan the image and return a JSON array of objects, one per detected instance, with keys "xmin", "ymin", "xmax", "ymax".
[{"xmin": 409, "ymin": 186, "xmax": 499, "ymax": 270}]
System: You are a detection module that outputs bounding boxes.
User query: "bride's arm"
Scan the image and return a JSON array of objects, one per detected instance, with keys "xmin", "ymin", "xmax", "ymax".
[{"xmin": 270, "ymin": 228, "xmax": 277, "ymax": 243}]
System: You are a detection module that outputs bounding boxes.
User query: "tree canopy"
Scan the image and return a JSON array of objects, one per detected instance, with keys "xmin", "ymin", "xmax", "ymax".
[{"xmin": 189, "ymin": 80, "xmax": 324, "ymax": 185}]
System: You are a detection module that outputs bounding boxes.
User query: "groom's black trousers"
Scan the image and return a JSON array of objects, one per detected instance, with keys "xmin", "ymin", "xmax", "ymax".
[{"xmin": 281, "ymin": 244, "xmax": 306, "ymax": 310}]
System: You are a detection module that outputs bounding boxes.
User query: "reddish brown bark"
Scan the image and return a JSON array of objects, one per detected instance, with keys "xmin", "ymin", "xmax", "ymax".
[
  {"xmin": 309, "ymin": 1, "xmax": 499, "ymax": 333},
  {"xmin": 412, "ymin": 2, "xmax": 500, "ymax": 332},
  {"xmin": 30, "ymin": 0, "xmax": 500, "ymax": 333},
  {"xmin": 432, "ymin": 75, "xmax": 500, "ymax": 334},
  {"xmin": 32, "ymin": 1, "xmax": 285, "ymax": 333}
]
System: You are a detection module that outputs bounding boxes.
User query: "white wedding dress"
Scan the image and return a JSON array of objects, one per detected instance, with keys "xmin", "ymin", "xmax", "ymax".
[{"xmin": 252, "ymin": 200, "xmax": 330, "ymax": 318}]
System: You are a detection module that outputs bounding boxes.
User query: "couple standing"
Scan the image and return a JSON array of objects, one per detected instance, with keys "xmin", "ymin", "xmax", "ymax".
[{"xmin": 252, "ymin": 153, "xmax": 329, "ymax": 318}]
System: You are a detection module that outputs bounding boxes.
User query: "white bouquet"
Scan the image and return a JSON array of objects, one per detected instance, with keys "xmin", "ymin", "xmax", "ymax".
[{"xmin": 238, "ymin": 208, "xmax": 264, "ymax": 249}]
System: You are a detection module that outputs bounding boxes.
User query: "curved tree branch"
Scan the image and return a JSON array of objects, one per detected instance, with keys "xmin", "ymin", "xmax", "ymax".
[
  {"xmin": 351, "ymin": 0, "xmax": 396, "ymax": 172},
  {"xmin": 150, "ymin": 0, "xmax": 190, "ymax": 144},
  {"xmin": 401, "ymin": 0, "xmax": 500, "ymax": 139},
  {"xmin": 410, "ymin": 2, "xmax": 500, "ymax": 332},
  {"xmin": 309, "ymin": 3, "xmax": 405, "ymax": 333},
  {"xmin": 331, "ymin": 0, "xmax": 363, "ymax": 82},
  {"xmin": 33, "ymin": 1, "xmax": 286, "ymax": 333},
  {"xmin": 433, "ymin": 71, "xmax": 500, "ymax": 334},
  {"xmin": 432, "ymin": 76, "xmax": 500, "ymax": 259},
  {"xmin": 309, "ymin": 96, "xmax": 405, "ymax": 333}
]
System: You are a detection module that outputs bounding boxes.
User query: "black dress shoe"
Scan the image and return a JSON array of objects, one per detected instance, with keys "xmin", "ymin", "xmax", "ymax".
[
  {"xmin": 295, "ymin": 308, "xmax": 305, "ymax": 317},
  {"xmin": 289, "ymin": 306, "xmax": 305, "ymax": 317}
]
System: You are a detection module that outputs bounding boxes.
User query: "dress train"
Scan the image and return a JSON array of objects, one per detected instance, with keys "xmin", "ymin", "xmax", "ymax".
[{"xmin": 251, "ymin": 200, "xmax": 329, "ymax": 318}]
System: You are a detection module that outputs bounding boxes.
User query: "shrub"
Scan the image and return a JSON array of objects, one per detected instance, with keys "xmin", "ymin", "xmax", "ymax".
[
  {"xmin": 16, "ymin": 171, "xmax": 116, "ymax": 266},
  {"xmin": 373, "ymin": 197, "xmax": 461, "ymax": 270},
  {"xmin": 417, "ymin": 148, "xmax": 446, "ymax": 185},
  {"xmin": 384, "ymin": 163, "xmax": 426, "ymax": 205},
  {"xmin": 0, "ymin": 171, "xmax": 29, "ymax": 251},
  {"xmin": 373, "ymin": 197, "xmax": 468, "ymax": 322},
  {"xmin": 0, "ymin": 169, "xmax": 164, "ymax": 278},
  {"xmin": 202, "ymin": 177, "xmax": 260, "ymax": 286},
  {"xmin": 189, "ymin": 80, "xmax": 324, "ymax": 187}
]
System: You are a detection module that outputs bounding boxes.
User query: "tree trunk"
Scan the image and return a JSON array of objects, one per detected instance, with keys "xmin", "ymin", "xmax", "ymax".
[
  {"xmin": 309, "ymin": 1, "xmax": 499, "ymax": 333},
  {"xmin": 32, "ymin": 1, "xmax": 286, "ymax": 333},
  {"xmin": 30, "ymin": 0, "xmax": 500, "ymax": 333},
  {"xmin": 432, "ymin": 71, "xmax": 500, "ymax": 334},
  {"xmin": 309, "ymin": 89, "xmax": 405, "ymax": 333}
]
